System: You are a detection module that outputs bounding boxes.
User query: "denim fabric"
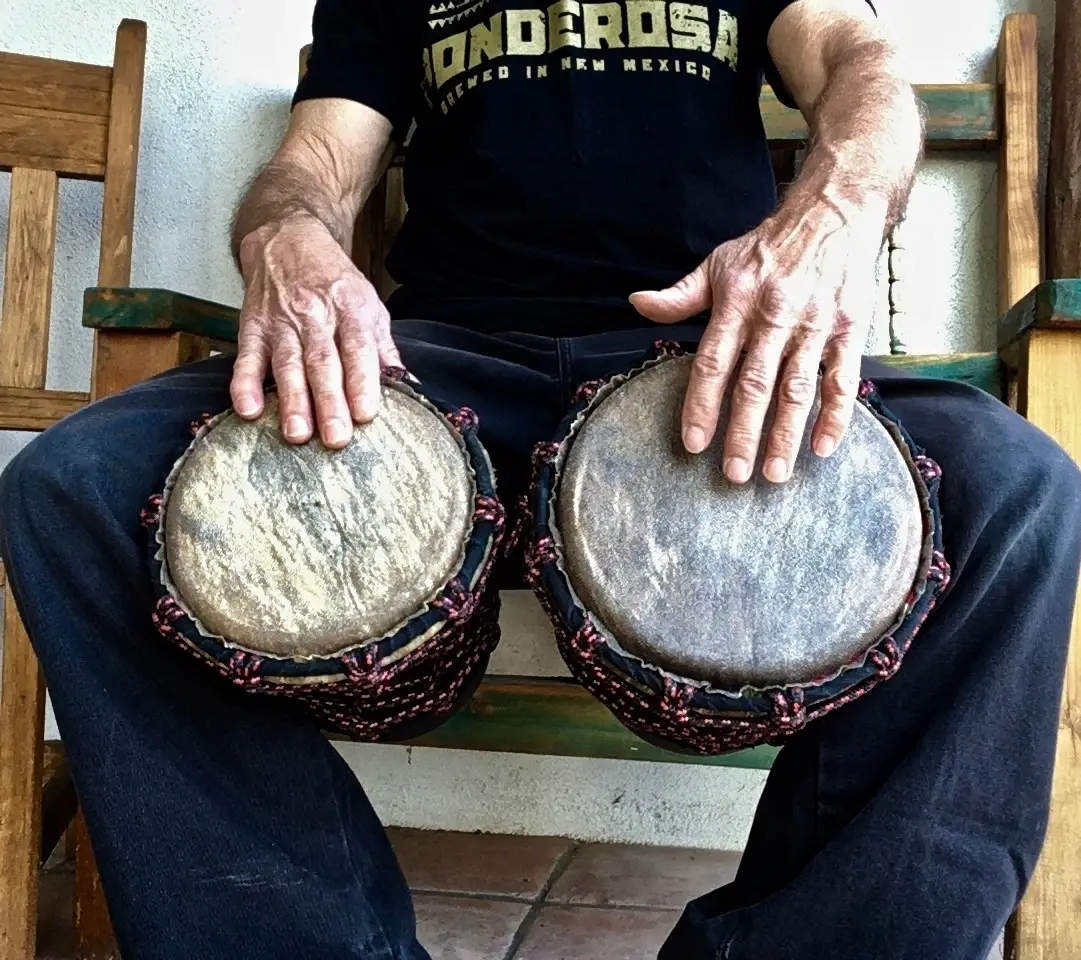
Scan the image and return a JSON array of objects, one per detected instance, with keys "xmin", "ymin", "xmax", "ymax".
[{"xmin": 1, "ymin": 320, "xmax": 1079, "ymax": 960}]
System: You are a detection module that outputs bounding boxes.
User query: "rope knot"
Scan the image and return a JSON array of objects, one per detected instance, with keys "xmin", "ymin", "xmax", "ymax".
[
  {"xmin": 574, "ymin": 379, "xmax": 605, "ymax": 404},
  {"xmin": 869, "ymin": 639, "xmax": 902, "ymax": 679},
  {"xmin": 227, "ymin": 650, "xmax": 265, "ymax": 687},
  {"xmin": 446, "ymin": 407, "xmax": 479, "ymax": 434},
  {"xmin": 769, "ymin": 688, "xmax": 807, "ymax": 730},
  {"xmin": 915, "ymin": 455, "xmax": 943, "ymax": 483},
  {"xmin": 140, "ymin": 495, "xmax": 164, "ymax": 530},
  {"xmin": 524, "ymin": 537, "xmax": 558, "ymax": 586},
  {"xmin": 432, "ymin": 577, "xmax": 475, "ymax": 623},
  {"xmin": 652, "ymin": 340, "xmax": 685, "ymax": 360},
  {"xmin": 190, "ymin": 412, "xmax": 214, "ymax": 436},
  {"xmin": 473, "ymin": 494, "xmax": 505, "ymax": 528},
  {"xmin": 858, "ymin": 380, "xmax": 878, "ymax": 400},
  {"xmin": 381, "ymin": 366, "xmax": 411, "ymax": 383}
]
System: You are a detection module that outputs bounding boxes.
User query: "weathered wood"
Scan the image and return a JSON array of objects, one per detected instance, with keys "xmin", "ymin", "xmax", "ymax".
[
  {"xmin": 997, "ymin": 15, "xmax": 1042, "ymax": 317},
  {"xmin": 0, "ymin": 388, "xmax": 89, "ymax": 431},
  {"xmin": 93, "ymin": 330, "xmax": 207, "ymax": 401},
  {"xmin": 0, "ymin": 53, "xmax": 112, "ymax": 117},
  {"xmin": 999, "ymin": 279, "xmax": 1081, "ymax": 352},
  {"xmin": 0, "ymin": 167, "xmax": 59, "ymax": 389},
  {"xmin": 1047, "ymin": 0, "xmax": 1081, "ymax": 279},
  {"xmin": 1009, "ymin": 329, "xmax": 1081, "ymax": 960},
  {"xmin": 0, "ymin": 583, "xmax": 46, "ymax": 960},
  {"xmin": 74, "ymin": 813, "xmax": 117, "ymax": 960},
  {"xmin": 84, "ymin": 287, "xmax": 241, "ymax": 342},
  {"xmin": 98, "ymin": 20, "xmax": 146, "ymax": 288},
  {"xmin": 40, "ymin": 743, "xmax": 76, "ymax": 866},
  {"xmin": 882, "ymin": 352, "xmax": 1004, "ymax": 399},
  {"xmin": 402, "ymin": 677, "xmax": 781, "ymax": 768},
  {"xmin": 762, "ymin": 84, "xmax": 999, "ymax": 148},
  {"xmin": 0, "ymin": 107, "xmax": 109, "ymax": 179}
]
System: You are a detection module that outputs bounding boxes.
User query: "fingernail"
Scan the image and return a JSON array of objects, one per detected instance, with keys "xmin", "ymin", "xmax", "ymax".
[
  {"xmin": 325, "ymin": 418, "xmax": 349, "ymax": 446},
  {"xmin": 815, "ymin": 435, "xmax": 837, "ymax": 458},
  {"xmin": 684, "ymin": 426, "xmax": 707, "ymax": 454},
  {"xmin": 284, "ymin": 415, "xmax": 307, "ymax": 440},
  {"xmin": 235, "ymin": 398, "xmax": 258, "ymax": 417},
  {"xmin": 764, "ymin": 457, "xmax": 790, "ymax": 483},
  {"xmin": 725, "ymin": 457, "xmax": 751, "ymax": 484}
]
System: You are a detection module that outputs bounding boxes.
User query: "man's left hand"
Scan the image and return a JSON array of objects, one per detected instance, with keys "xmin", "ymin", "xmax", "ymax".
[{"xmin": 630, "ymin": 195, "xmax": 885, "ymax": 485}]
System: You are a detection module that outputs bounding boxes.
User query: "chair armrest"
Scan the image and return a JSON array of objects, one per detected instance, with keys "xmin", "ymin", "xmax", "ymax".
[
  {"xmin": 83, "ymin": 288, "xmax": 240, "ymax": 345},
  {"xmin": 999, "ymin": 279, "xmax": 1081, "ymax": 356}
]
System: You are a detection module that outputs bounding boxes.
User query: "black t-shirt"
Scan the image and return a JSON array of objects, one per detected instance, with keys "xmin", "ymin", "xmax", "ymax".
[{"xmin": 294, "ymin": 0, "xmax": 803, "ymax": 334}]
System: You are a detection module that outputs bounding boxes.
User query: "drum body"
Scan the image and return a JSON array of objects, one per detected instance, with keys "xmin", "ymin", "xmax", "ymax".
[
  {"xmin": 524, "ymin": 343, "xmax": 950, "ymax": 755},
  {"xmin": 143, "ymin": 372, "xmax": 504, "ymax": 742}
]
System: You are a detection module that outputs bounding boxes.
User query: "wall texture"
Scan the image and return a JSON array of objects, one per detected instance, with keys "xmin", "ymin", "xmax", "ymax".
[{"xmin": 0, "ymin": 0, "xmax": 1055, "ymax": 848}]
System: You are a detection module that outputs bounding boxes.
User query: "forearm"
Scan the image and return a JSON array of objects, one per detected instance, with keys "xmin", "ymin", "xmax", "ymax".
[
  {"xmin": 777, "ymin": 40, "xmax": 926, "ymax": 241},
  {"xmin": 230, "ymin": 101, "xmax": 396, "ymax": 276}
]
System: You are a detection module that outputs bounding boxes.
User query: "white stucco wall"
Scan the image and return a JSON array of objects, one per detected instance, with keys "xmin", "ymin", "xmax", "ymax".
[{"xmin": 0, "ymin": 0, "xmax": 1055, "ymax": 849}]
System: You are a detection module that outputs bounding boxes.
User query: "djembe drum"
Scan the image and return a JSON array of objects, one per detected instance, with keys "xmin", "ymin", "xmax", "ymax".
[
  {"xmin": 523, "ymin": 343, "xmax": 950, "ymax": 755},
  {"xmin": 141, "ymin": 370, "xmax": 505, "ymax": 742}
]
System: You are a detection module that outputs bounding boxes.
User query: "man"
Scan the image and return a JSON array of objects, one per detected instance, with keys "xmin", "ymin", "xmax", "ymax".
[{"xmin": 0, "ymin": 0, "xmax": 1078, "ymax": 958}]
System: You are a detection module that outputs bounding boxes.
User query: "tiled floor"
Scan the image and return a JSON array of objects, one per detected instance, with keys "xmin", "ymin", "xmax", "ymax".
[{"xmin": 36, "ymin": 829, "xmax": 1005, "ymax": 959}]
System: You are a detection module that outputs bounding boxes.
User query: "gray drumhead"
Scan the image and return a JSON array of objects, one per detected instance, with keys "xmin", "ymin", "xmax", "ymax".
[
  {"xmin": 164, "ymin": 388, "xmax": 475, "ymax": 658},
  {"xmin": 555, "ymin": 357, "xmax": 925, "ymax": 688}
]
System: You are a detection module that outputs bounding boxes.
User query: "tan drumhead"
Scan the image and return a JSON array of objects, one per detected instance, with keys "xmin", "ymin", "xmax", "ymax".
[
  {"xmin": 163, "ymin": 388, "xmax": 475, "ymax": 658},
  {"xmin": 554, "ymin": 357, "xmax": 927, "ymax": 688}
]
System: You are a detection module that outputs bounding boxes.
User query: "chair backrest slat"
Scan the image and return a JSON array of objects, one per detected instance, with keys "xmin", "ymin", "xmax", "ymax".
[
  {"xmin": 0, "ymin": 168, "xmax": 60, "ymax": 389},
  {"xmin": 0, "ymin": 53, "xmax": 113, "ymax": 179}
]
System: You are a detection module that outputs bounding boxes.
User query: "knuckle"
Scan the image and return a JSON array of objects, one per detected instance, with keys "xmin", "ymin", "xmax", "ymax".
[
  {"xmin": 690, "ymin": 351, "xmax": 728, "ymax": 383},
  {"xmin": 779, "ymin": 373, "xmax": 817, "ymax": 407},
  {"xmin": 735, "ymin": 368, "xmax": 773, "ymax": 403}
]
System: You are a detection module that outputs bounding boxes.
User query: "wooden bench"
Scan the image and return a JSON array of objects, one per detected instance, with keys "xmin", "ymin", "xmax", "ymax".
[{"xmin": 2, "ymin": 11, "xmax": 1079, "ymax": 960}]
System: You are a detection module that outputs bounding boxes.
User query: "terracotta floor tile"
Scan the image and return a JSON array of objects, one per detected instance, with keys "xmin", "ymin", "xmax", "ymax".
[
  {"xmin": 546, "ymin": 843, "xmax": 739, "ymax": 909},
  {"xmin": 514, "ymin": 905, "xmax": 677, "ymax": 960},
  {"xmin": 390, "ymin": 828, "xmax": 573, "ymax": 899},
  {"xmin": 414, "ymin": 894, "xmax": 530, "ymax": 960}
]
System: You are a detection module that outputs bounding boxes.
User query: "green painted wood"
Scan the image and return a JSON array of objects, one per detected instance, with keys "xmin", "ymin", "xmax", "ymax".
[
  {"xmin": 762, "ymin": 84, "xmax": 998, "ymax": 148},
  {"xmin": 403, "ymin": 677, "xmax": 781, "ymax": 769},
  {"xmin": 999, "ymin": 278, "xmax": 1081, "ymax": 348},
  {"xmin": 880, "ymin": 352, "xmax": 1004, "ymax": 399},
  {"xmin": 83, "ymin": 287, "xmax": 240, "ymax": 342}
]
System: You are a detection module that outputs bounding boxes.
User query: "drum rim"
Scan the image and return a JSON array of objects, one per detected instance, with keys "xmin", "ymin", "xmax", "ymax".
[
  {"xmin": 145, "ymin": 374, "xmax": 504, "ymax": 682},
  {"xmin": 526, "ymin": 343, "xmax": 950, "ymax": 750}
]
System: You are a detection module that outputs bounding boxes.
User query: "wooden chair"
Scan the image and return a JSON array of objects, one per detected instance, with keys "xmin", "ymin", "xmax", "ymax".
[
  {"xmin": 6, "ymin": 10, "xmax": 1078, "ymax": 960},
  {"xmin": 0, "ymin": 20, "xmax": 156, "ymax": 960}
]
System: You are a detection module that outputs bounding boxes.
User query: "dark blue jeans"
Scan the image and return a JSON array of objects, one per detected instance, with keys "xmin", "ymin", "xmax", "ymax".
[{"xmin": 1, "ymin": 320, "xmax": 1079, "ymax": 960}]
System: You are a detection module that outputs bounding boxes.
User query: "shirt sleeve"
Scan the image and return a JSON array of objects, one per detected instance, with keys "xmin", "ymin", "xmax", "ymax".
[
  {"xmin": 760, "ymin": 0, "xmax": 878, "ymax": 109},
  {"xmin": 292, "ymin": 0, "xmax": 419, "ymax": 139}
]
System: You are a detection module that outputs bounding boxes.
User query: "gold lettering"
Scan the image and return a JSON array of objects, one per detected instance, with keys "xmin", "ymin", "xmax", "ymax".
[
  {"xmin": 441, "ymin": 101, "xmax": 450, "ymax": 115},
  {"xmin": 686, "ymin": 61, "xmax": 696, "ymax": 74},
  {"xmin": 713, "ymin": 11, "xmax": 737, "ymax": 69},
  {"xmin": 483, "ymin": 68, "xmax": 493, "ymax": 81},
  {"xmin": 447, "ymin": 89, "xmax": 457, "ymax": 104},
  {"xmin": 702, "ymin": 64, "xmax": 710, "ymax": 79},
  {"xmin": 527, "ymin": 65, "xmax": 533, "ymax": 78},
  {"xmin": 626, "ymin": 1, "xmax": 669, "ymax": 48},
  {"xmin": 623, "ymin": 58, "xmax": 637, "ymax": 70},
  {"xmin": 468, "ymin": 75, "xmax": 479, "ymax": 88},
  {"xmin": 582, "ymin": 2, "xmax": 624, "ymax": 48},
  {"xmin": 674, "ymin": 59, "xmax": 681, "ymax": 71},
  {"xmin": 658, "ymin": 58, "xmax": 669, "ymax": 70},
  {"xmin": 562, "ymin": 56, "xmax": 572, "ymax": 69},
  {"xmin": 433, "ymin": 32, "xmax": 468, "ymax": 87},
  {"xmin": 592, "ymin": 59, "xmax": 605, "ymax": 70},
  {"xmin": 455, "ymin": 82, "xmax": 464, "ymax": 97},
  {"xmin": 506, "ymin": 9, "xmax": 547, "ymax": 55},
  {"xmin": 548, "ymin": 0, "xmax": 582, "ymax": 50},
  {"xmin": 538, "ymin": 64, "xmax": 549, "ymax": 77},
  {"xmin": 576, "ymin": 57, "xmax": 587, "ymax": 69},
  {"xmin": 498, "ymin": 65, "xmax": 510, "ymax": 77},
  {"xmin": 468, "ymin": 13, "xmax": 505, "ymax": 68},
  {"xmin": 669, "ymin": 3, "xmax": 711, "ymax": 52},
  {"xmin": 643, "ymin": 57, "xmax": 653, "ymax": 70}
]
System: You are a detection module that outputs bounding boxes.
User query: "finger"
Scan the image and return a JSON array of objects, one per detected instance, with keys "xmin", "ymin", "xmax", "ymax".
[
  {"xmin": 230, "ymin": 318, "xmax": 272, "ymax": 419},
  {"xmin": 372, "ymin": 313, "xmax": 403, "ymax": 371},
  {"xmin": 338, "ymin": 315, "xmax": 383, "ymax": 424},
  {"xmin": 813, "ymin": 331, "xmax": 863, "ymax": 458},
  {"xmin": 629, "ymin": 262, "xmax": 712, "ymax": 325},
  {"xmin": 271, "ymin": 328, "xmax": 314, "ymax": 445},
  {"xmin": 301, "ymin": 329, "xmax": 352, "ymax": 449},
  {"xmin": 762, "ymin": 332, "xmax": 828, "ymax": 483},
  {"xmin": 722, "ymin": 329, "xmax": 789, "ymax": 484},
  {"xmin": 681, "ymin": 308, "xmax": 746, "ymax": 456}
]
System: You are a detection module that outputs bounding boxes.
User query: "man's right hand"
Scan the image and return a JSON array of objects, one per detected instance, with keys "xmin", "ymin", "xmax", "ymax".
[{"xmin": 230, "ymin": 215, "xmax": 401, "ymax": 450}]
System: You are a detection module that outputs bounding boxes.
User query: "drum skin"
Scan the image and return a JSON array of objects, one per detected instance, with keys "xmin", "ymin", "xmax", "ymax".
[
  {"xmin": 554, "ymin": 356, "xmax": 925, "ymax": 688},
  {"xmin": 165, "ymin": 390, "xmax": 474, "ymax": 657}
]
